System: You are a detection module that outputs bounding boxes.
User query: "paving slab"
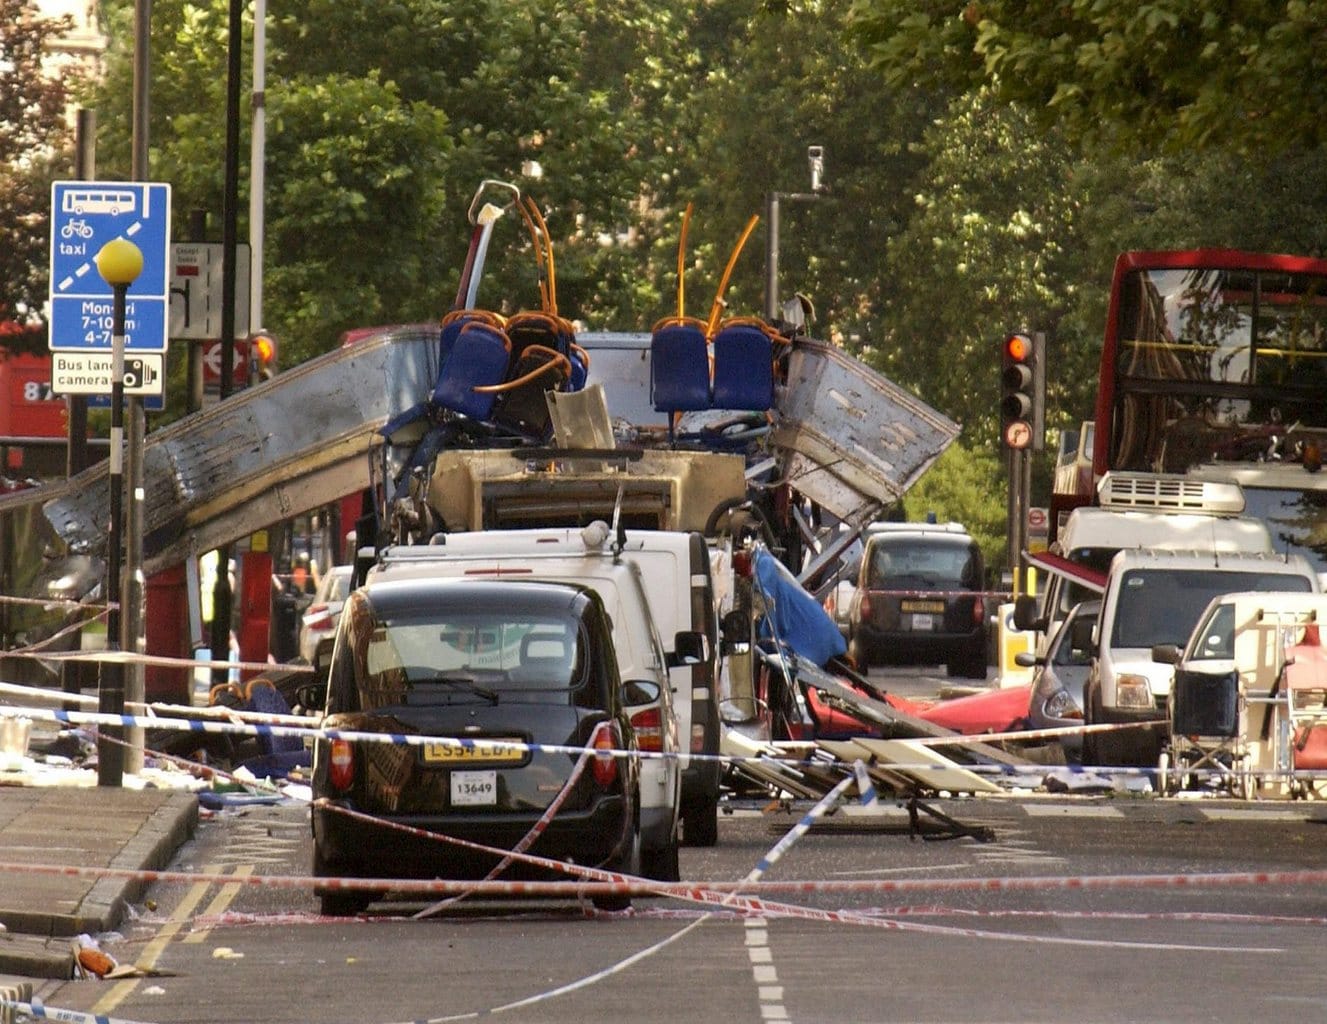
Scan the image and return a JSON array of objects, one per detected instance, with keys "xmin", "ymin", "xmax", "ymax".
[{"xmin": 0, "ymin": 785, "xmax": 198, "ymax": 979}]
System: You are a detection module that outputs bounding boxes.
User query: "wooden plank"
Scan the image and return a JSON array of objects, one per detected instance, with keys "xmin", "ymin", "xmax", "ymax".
[
  {"xmin": 848, "ymin": 737, "xmax": 1004, "ymax": 795},
  {"xmin": 722, "ymin": 732, "xmax": 827, "ymax": 800}
]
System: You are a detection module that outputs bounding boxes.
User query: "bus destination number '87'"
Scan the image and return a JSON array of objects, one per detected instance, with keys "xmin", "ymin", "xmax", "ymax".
[{"xmin": 23, "ymin": 381, "xmax": 57, "ymax": 403}]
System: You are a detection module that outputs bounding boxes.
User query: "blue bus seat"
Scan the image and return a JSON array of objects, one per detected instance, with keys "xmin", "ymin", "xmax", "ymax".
[
  {"xmin": 438, "ymin": 309, "xmax": 505, "ymax": 367},
  {"xmin": 431, "ymin": 321, "xmax": 511, "ymax": 420},
  {"xmin": 649, "ymin": 317, "xmax": 711, "ymax": 413},
  {"xmin": 711, "ymin": 319, "xmax": 775, "ymax": 411},
  {"xmin": 491, "ymin": 344, "xmax": 572, "ymax": 439}
]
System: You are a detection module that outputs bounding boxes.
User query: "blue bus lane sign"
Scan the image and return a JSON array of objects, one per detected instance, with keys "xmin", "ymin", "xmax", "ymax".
[{"xmin": 48, "ymin": 181, "xmax": 172, "ymax": 354}]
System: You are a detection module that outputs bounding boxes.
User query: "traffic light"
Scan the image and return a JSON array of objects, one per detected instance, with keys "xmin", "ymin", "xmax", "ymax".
[
  {"xmin": 248, "ymin": 330, "xmax": 278, "ymax": 383},
  {"xmin": 1001, "ymin": 331, "xmax": 1037, "ymax": 450}
]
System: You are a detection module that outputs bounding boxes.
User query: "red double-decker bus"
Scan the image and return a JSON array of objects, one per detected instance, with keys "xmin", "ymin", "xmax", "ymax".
[
  {"xmin": 0, "ymin": 348, "xmax": 66, "ymax": 477},
  {"xmin": 1052, "ymin": 248, "xmax": 1327, "ymax": 574}
]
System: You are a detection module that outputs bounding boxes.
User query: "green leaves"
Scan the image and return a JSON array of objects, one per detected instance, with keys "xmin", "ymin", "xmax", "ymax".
[
  {"xmin": 0, "ymin": 0, "xmax": 74, "ymax": 349},
  {"xmin": 849, "ymin": 0, "xmax": 1327, "ymax": 155}
]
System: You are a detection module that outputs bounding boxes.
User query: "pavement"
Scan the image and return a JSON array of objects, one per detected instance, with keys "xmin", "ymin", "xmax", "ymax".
[{"xmin": 0, "ymin": 781, "xmax": 199, "ymax": 985}]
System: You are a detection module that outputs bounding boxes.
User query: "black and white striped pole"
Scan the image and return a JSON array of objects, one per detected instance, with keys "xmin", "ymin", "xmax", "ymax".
[{"xmin": 93, "ymin": 237, "xmax": 143, "ymax": 787}]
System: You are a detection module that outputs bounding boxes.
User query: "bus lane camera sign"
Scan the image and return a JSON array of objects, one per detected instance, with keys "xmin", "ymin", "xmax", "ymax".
[
  {"xmin": 48, "ymin": 181, "xmax": 172, "ymax": 354},
  {"xmin": 51, "ymin": 351, "xmax": 164, "ymax": 396}
]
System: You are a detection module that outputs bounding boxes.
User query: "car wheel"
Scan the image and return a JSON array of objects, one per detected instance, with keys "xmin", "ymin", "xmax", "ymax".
[
  {"xmin": 1092, "ymin": 722, "xmax": 1124, "ymax": 769},
  {"xmin": 682, "ymin": 795, "xmax": 719, "ymax": 848},
  {"xmin": 1081, "ymin": 684, "xmax": 1101, "ymax": 766},
  {"xmin": 1094, "ymin": 718, "xmax": 1153, "ymax": 770},
  {"xmin": 593, "ymin": 813, "xmax": 641, "ymax": 912},
  {"xmin": 312, "ymin": 847, "xmax": 374, "ymax": 917},
  {"xmin": 319, "ymin": 887, "xmax": 374, "ymax": 917},
  {"xmin": 962, "ymin": 643, "xmax": 988, "ymax": 680},
  {"xmin": 641, "ymin": 830, "xmax": 680, "ymax": 882},
  {"xmin": 849, "ymin": 635, "xmax": 871, "ymax": 670}
]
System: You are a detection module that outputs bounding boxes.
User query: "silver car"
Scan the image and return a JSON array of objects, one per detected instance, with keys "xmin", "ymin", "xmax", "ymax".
[
  {"xmin": 1024, "ymin": 599, "xmax": 1099, "ymax": 760},
  {"xmin": 297, "ymin": 565, "xmax": 354, "ymax": 664}
]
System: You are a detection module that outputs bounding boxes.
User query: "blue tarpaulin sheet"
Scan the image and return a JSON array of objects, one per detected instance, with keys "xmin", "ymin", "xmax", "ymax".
[{"xmin": 754, "ymin": 548, "xmax": 847, "ymax": 668}]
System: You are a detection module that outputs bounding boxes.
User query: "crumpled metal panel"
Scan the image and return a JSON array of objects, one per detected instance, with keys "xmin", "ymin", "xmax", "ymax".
[
  {"xmin": 770, "ymin": 339, "xmax": 960, "ymax": 524},
  {"xmin": 14, "ymin": 327, "xmax": 954, "ymax": 578},
  {"xmin": 40, "ymin": 324, "xmax": 439, "ymax": 574}
]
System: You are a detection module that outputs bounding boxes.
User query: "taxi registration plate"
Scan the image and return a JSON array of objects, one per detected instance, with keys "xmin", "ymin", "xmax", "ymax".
[
  {"xmin": 900, "ymin": 600, "xmax": 945, "ymax": 614},
  {"xmin": 450, "ymin": 770, "xmax": 497, "ymax": 807},
  {"xmin": 421, "ymin": 738, "xmax": 522, "ymax": 765}
]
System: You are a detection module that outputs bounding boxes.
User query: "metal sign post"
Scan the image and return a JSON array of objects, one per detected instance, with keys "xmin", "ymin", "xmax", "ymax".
[{"xmin": 91, "ymin": 239, "xmax": 143, "ymax": 787}]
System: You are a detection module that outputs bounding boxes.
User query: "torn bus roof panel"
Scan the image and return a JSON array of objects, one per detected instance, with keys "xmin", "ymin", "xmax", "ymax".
[{"xmin": 1024, "ymin": 550, "xmax": 1108, "ymax": 593}]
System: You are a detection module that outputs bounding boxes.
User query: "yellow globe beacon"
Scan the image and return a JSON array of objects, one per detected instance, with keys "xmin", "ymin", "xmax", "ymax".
[{"xmin": 94, "ymin": 237, "xmax": 144, "ymax": 287}]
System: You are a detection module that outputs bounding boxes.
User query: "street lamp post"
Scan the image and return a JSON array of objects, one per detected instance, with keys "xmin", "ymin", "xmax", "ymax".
[
  {"xmin": 763, "ymin": 145, "xmax": 828, "ymax": 321},
  {"xmin": 94, "ymin": 238, "xmax": 143, "ymax": 788}
]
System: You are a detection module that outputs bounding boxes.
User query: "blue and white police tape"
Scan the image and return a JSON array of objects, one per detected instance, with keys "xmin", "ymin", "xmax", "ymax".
[{"xmin": 0, "ymin": 701, "xmax": 1268, "ymax": 781}]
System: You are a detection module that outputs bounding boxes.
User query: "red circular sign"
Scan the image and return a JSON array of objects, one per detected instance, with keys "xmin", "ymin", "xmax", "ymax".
[{"xmin": 1003, "ymin": 420, "xmax": 1032, "ymax": 449}]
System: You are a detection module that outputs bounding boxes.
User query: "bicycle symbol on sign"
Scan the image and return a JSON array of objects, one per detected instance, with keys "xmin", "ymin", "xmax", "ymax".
[{"xmin": 61, "ymin": 219, "xmax": 94, "ymax": 240}]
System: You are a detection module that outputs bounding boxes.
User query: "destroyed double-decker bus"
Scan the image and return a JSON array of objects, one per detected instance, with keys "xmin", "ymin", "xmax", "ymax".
[{"xmin": 1052, "ymin": 249, "xmax": 1327, "ymax": 577}]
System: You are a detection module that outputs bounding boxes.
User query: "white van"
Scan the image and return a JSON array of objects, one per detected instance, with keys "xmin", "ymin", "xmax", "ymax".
[
  {"xmin": 1020, "ymin": 473, "xmax": 1273, "ymax": 648},
  {"xmin": 414, "ymin": 523, "xmax": 725, "ymax": 846},
  {"xmin": 367, "ymin": 523, "xmax": 711, "ymax": 878},
  {"xmin": 607, "ymin": 530, "xmax": 722, "ymax": 846},
  {"xmin": 1081, "ymin": 548, "xmax": 1318, "ymax": 768}
]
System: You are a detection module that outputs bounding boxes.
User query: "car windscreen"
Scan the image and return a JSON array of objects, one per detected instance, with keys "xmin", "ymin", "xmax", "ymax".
[
  {"xmin": 1111, "ymin": 568, "xmax": 1312, "ymax": 649},
  {"xmin": 340, "ymin": 602, "xmax": 592, "ymax": 708},
  {"xmin": 328, "ymin": 571, "xmax": 353, "ymax": 602},
  {"xmin": 1058, "ymin": 547, "xmax": 1119, "ymax": 614},
  {"xmin": 1187, "ymin": 602, "xmax": 1236, "ymax": 660},
  {"xmin": 1052, "ymin": 607, "xmax": 1097, "ymax": 667},
  {"xmin": 867, "ymin": 539, "xmax": 979, "ymax": 590}
]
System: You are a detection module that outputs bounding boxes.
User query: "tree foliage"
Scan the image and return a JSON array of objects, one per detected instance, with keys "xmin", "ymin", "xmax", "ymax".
[
  {"xmin": 847, "ymin": 0, "xmax": 1327, "ymax": 155},
  {"xmin": 85, "ymin": 0, "xmax": 722, "ymax": 364},
  {"xmin": 681, "ymin": 0, "xmax": 941, "ymax": 343},
  {"xmin": 901, "ymin": 440, "xmax": 1007, "ymax": 576},
  {"xmin": 0, "ymin": 0, "xmax": 75, "ymax": 351},
  {"xmin": 877, "ymin": 91, "xmax": 1084, "ymax": 442},
  {"xmin": 23, "ymin": 0, "xmax": 1327, "ymax": 571}
]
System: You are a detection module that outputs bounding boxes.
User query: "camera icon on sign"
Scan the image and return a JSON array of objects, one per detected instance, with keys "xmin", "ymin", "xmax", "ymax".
[{"xmin": 122, "ymin": 358, "xmax": 159, "ymax": 390}]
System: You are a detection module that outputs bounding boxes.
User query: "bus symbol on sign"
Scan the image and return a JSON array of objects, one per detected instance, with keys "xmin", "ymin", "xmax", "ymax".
[{"xmin": 61, "ymin": 187, "xmax": 137, "ymax": 217}]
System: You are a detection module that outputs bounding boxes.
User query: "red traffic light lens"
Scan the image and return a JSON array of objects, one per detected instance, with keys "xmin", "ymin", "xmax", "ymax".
[{"xmin": 1004, "ymin": 333, "xmax": 1031, "ymax": 362}]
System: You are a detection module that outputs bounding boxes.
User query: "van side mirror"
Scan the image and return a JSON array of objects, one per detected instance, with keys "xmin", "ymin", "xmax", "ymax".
[
  {"xmin": 666, "ymin": 630, "xmax": 708, "ymax": 668},
  {"xmin": 314, "ymin": 634, "xmax": 336, "ymax": 671},
  {"xmin": 720, "ymin": 610, "xmax": 747, "ymax": 643},
  {"xmin": 1151, "ymin": 643, "xmax": 1182, "ymax": 665},
  {"xmin": 720, "ymin": 610, "xmax": 751, "ymax": 656},
  {"xmin": 622, "ymin": 679, "xmax": 661, "ymax": 707},
  {"xmin": 1012, "ymin": 593, "xmax": 1046, "ymax": 633}
]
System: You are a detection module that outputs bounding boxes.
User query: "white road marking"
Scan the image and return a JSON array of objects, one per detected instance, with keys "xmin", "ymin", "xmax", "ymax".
[
  {"xmin": 1022, "ymin": 803, "xmax": 1125, "ymax": 817},
  {"xmin": 745, "ymin": 916, "xmax": 791, "ymax": 1023}
]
